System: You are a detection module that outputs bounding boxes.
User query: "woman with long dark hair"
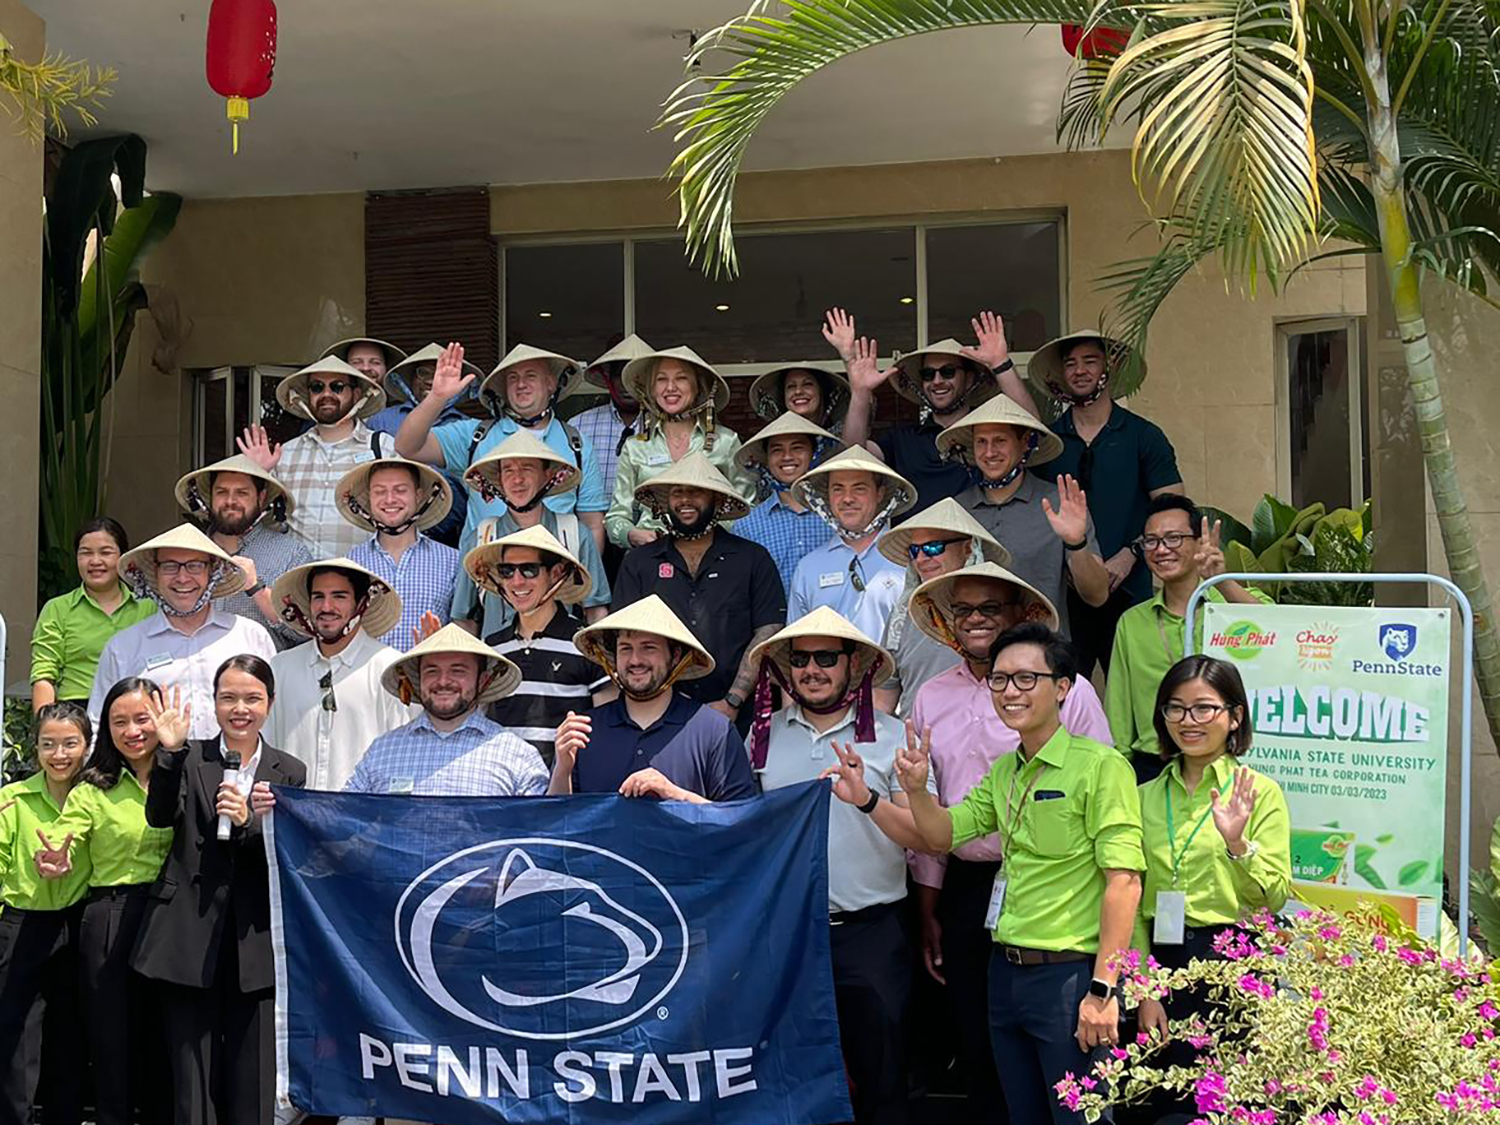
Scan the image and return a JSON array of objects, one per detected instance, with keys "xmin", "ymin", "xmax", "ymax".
[
  {"xmin": 0, "ymin": 703, "xmax": 91, "ymax": 1125},
  {"xmin": 35, "ymin": 678, "xmax": 174, "ymax": 1125},
  {"xmin": 131, "ymin": 654, "xmax": 305, "ymax": 1125}
]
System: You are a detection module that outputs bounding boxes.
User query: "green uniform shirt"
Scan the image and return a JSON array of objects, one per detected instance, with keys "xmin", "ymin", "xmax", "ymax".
[
  {"xmin": 949, "ymin": 725, "xmax": 1145, "ymax": 953},
  {"xmin": 1135, "ymin": 755, "xmax": 1292, "ymax": 950},
  {"xmin": 53, "ymin": 772, "xmax": 172, "ymax": 888},
  {"xmin": 30, "ymin": 584, "xmax": 157, "ymax": 702},
  {"xmin": 0, "ymin": 774, "xmax": 91, "ymax": 911},
  {"xmin": 1105, "ymin": 585, "xmax": 1273, "ymax": 759}
]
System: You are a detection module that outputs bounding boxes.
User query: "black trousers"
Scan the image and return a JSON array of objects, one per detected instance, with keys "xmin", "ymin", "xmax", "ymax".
[
  {"xmin": 934, "ymin": 858, "xmax": 1009, "ymax": 1122},
  {"xmin": 830, "ymin": 901, "xmax": 912, "ymax": 1125},
  {"xmin": 0, "ymin": 904, "xmax": 81, "ymax": 1125},
  {"xmin": 1066, "ymin": 586, "xmax": 1140, "ymax": 678},
  {"xmin": 79, "ymin": 886, "xmax": 169, "ymax": 1125},
  {"xmin": 158, "ymin": 926, "xmax": 275, "ymax": 1125}
]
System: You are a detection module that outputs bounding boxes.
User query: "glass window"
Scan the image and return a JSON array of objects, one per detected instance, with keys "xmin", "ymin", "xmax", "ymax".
[
  {"xmin": 504, "ymin": 242, "xmax": 624, "ymax": 365},
  {"xmin": 633, "ymin": 228, "xmax": 918, "ymax": 365},
  {"xmin": 925, "ymin": 222, "xmax": 1061, "ymax": 352},
  {"xmin": 1283, "ymin": 322, "xmax": 1368, "ymax": 509},
  {"xmin": 194, "ymin": 366, "xmax": 304, "ymax": 468}
]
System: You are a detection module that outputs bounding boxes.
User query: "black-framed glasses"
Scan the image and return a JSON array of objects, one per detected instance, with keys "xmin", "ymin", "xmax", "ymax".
[
  {"xmin": 951, "ymin": 600, "xmax": 1017, "ymax": 622},
  {"xmin": 1161, "ymin": 702, "xmax": 1226, "ymax": 723},
  {"xmin": 497, "ymin": 562, "xmax": 545, "ymax": 580},
  {"xmin": 908, "ymin": 537, "xmax": 967, "ymax": 561},
  {"xmin": 789, "ymin": 647, "xmax": 852, "ymax": 669},
  {"xmin": 157, "ymin": 560, "xmax": 210, "ymax": 577},
  {"xmin": 987, "ymin": 669, "xmax": 1061, "ymax": 691},
  {"xmin": 1135, "ymin": 531, "xmax": 1198, "ymax": 553},
  {"xmin": 319, "ymin": 671, "xmax": 337, "ymax": 713},
  {"xmin": 848, "ymin": 556, "xmax": 866, "ymax": 593},
  {"xmin": 919, "ymin": 363, "xmax": 964, "ymax": 383},
  {"xmin": 308, "ymin": 379, "xmax": 352, "ymax": 395}
]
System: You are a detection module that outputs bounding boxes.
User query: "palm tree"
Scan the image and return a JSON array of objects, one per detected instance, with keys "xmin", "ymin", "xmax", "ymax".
[{"xmin": 662, "ymin": 0, "xmax": 1500, "ymax": 748}]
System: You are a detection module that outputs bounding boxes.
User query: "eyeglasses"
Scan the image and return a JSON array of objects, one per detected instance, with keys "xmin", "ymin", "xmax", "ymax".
[
  {"xmin": 308, "ymin": 379, "xmax": 352, "ymax": 395},
  {"xmin": 319, "ymin": 671, "xmax": 337, "ymax": 713},
  {"xmin": 848, "ymin": 556, "xmax": 866, "ymax": 593},
  {"xmin": 1135, "ymin": 531, "xmax": 1198, "ymax": 553},
  {"xmin": 950, "ymin": 600, "xmax": 1017, "ymax": 622},
  {"xmin": 157, "ymin": 560, "xmax": 210, "ymax": 577},
  {"xmin": 987, "ymin": 669, "xmax": 1061, "ymax": 691},
  {"xmin": 908, "ymin": 537, "xmax": 967, "ymax": 561},
  {"xmin": 1161, "ymin": 702, "xmax": 1227, "ymax": 723},
  {"xmin": 496, "ymin": 563, "xmax": 544, "ymax": 580},
  {"xmin": 919, "ymin": 363, "xmax": 964, "ymax": 383},
  {"xmin": 789, "ymin": 648, "xmax": 852, "ymax": 669}
]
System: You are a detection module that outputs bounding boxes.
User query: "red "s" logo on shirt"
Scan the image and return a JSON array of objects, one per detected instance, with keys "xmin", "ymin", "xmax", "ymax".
[{"xmin": 658, "ymin": 563, "xmax": 674, "ymax": 579}]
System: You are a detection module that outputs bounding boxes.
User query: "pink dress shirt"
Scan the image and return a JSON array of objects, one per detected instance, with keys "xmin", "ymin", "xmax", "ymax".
[{"xmin": 907, "ymin": 660, "xmax": 1113, "ymax": 888}]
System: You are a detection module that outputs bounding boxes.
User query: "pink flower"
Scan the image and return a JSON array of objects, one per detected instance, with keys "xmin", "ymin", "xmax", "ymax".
[
  {"xmin": 1238, "ymin": 973, "xmax": 1275, "ymax": 999},
  {"xmin": 1193, "ymin": 1070, "xmax": 1228, "ymax": 1114}
]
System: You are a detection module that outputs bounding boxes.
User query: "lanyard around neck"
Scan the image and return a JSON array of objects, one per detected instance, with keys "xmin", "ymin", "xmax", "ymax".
[{"xmin": 1164, "ymin": 781, "xmax": 1216, "ymax": 885}]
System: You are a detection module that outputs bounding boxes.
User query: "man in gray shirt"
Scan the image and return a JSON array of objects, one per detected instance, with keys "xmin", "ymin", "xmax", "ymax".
[{"xmin": 939, "ymin": 395, "xmax": 1109, "ymax": 640}]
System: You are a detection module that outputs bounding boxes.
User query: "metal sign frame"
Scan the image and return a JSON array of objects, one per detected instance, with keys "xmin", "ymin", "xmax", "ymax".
[{"xmin": 1184, "ymin": 572, "xmax": 1475, "ymax": 955}]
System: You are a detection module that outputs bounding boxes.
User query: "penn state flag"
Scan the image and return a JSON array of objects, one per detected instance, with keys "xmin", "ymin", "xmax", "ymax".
[{"xmin": 266, "ymin": 781, "xmax": 852, "ymax": 1124}]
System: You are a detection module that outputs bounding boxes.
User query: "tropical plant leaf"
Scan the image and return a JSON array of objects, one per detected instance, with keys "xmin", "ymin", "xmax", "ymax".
[
  {"xmin": 1201, "ymin": 504, "xmax": 1252, "ymax": 548},
  {"xmin": 1251, "ymin": 494, "xmax": 1299, "ymax": 554},
  {"xmin": 44, "ymin": 133, "xmax": 145, "ymax": 319}
]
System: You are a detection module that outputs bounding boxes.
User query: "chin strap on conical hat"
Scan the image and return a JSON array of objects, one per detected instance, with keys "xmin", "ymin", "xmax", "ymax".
[
  {"xmin": 749, "ymin": 654, "xmax": 877, "ymax": 770},
  {"xmin": 662, "ymin": 497, "xmax": 719, "ymax": 541},
  {"xmin": 129, "ymin": 558, "xmax": 231, "ymax": 618},
  {"xmin": 494, "ymin": 565, "xmax": 574, "ymax": 612},
  {"xmin": 343, "ymin": 480, "xmax": 446, "ymax": 536},
  {"xmin": 752, "ymin": 436, "xmax": 839, "ymax": 497},
  {"xmin": 898, "ymin": 366, "xmax": 992, "ymax": 426},
  {"xmin": 184, "ymin": 480, "xmax": 287, "ymax": 535},
  {"xmin": 602, "ymin": 641, "xmax": 699, "ymax": 702},
  {"xmin": 948, "ymin": 430, "xmax": 1040, "ymax": 490},
  {"xmin": 288, "ymin": 383, "xmax": 379, "ymax": 428},
  {"xmin": 280, "ymin": 589, "xmax": 369, "ymax": 640},
  {"xmin": 468, "ymin": 465, "xmax": 571, "ymax": 512},
  {"xmin": 1047, "ymin": 370, "xmax": 1109, "ymax": 408},
  {"xmin": 804, "ymin": 486, "xmax": 903, "ymax": 543},
  {"xmin": 644, "ymin": 389, "xmax": 718, "ymax": 452}
]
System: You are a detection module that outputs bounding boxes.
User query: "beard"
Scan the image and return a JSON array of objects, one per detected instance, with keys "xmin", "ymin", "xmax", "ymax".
[
  {"xmin": 312, "ymin": 397, "xmax": 349, "ymax": 424},
  {"xmin": 793, "ymin": 670, "xmax": 850, "ymax": 708},
  {"xmin": 667, "ymin": 506, "xmax": 715, "ymax": 538},
  {"xmin": 620, "ymin": 664, "xmax": 671, "ymax": 698},
  {"xmin": 212, "ymin": 506, "xmax": 257, "ymax": 536},
  {"xmin": 313, "ymin": 617, "xmax": 353, "ymax": 643},
  {"xmin": 421, "ymin": 691, "xmax": 476, "ymax": 721}
]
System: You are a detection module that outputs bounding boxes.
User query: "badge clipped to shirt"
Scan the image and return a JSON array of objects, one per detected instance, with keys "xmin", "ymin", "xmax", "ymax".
[
  {"xmin": 1153, "ymin": 890, "xmax": 1187, "ymax": 945},
  {"xmin": 983, "ymin": 871, "xmax": 1008, "ymax": 932},
  {"xmin": 818, "ymin": 571, "xmax": 845, "ymax": 589},
  {"xmin": 658, "ymin": 563, "xmax": 675, "ymax": 580},
  {"xmin": 388, "ymin": 778, "xmax": 415, "ymax": 795},
  {"xmin": 143, "ymin": 653, "xmax": 174, "ymax": 672},
  {"xmin": 646, "ymin": 451, "xmax": 671, "ymax": 466}
]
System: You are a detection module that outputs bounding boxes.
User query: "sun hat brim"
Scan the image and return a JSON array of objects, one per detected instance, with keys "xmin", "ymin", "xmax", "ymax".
[
  {"xmin": 463, "ymin": 524, "xmax": 594, "ymax": 606},
  {"xmin": 572, "ymin": 596, "xmax": 714, "ymax": 682},
  {"xmin": 464, "ymin": 429, "xmax": 582, "ymax": 499},
  {"xmin": 876, "ymin": 498, "xmax": 1012, "ymax": 569},
  {"xmin": 335, "ymin": 458, "xmax": 454, "ymax": 534},
  {"xmin": 380, "ymin": 623, "xmax": 523, "ymax": 706},
  {"xmin": 908, "ymin": 562, "xmax": 1060, "ymax": 647},
  {"xmin": 269, "ymin": 557, "xmax": 403, "ymax": 639}
]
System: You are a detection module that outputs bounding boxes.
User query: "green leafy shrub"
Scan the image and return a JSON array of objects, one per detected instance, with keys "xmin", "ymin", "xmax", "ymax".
[{"xmin": 1203, "ymin": 495, "xmax": 1373, "ymax": 606}]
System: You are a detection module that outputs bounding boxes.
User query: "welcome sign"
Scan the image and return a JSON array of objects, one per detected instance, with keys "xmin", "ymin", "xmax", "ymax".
[
  {"xmin": 266, "ymin": 783, "xmax": 852, "ymax": 1124},
  {"xmin": 1201, "ymin": 603, "xmax": 1451, "ymax": 936}
]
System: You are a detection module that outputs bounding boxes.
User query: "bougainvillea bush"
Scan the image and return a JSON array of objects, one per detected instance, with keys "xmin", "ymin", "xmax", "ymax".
[{"xmin": 1057, "ymin": 908, "xmax": 1500, "ymax": 1124}]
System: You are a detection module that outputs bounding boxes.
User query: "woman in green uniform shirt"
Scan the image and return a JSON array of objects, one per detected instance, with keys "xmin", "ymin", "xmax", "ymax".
[
  {"xmin": 0, "ymin": 703, "xmax": 92, "ymax": 1125},
  {"xmin": 36, "ymin": 678, "xmax": 175, "ymax": 1125},
  {"xmin": 1134, "ymin": 655, "xmax": 1291, "ymax": 1114}
]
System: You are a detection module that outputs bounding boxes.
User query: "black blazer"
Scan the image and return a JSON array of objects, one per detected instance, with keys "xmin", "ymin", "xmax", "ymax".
[{"xmin": 131, "ymin": 737, "xmax": 306, "ymax": 992}]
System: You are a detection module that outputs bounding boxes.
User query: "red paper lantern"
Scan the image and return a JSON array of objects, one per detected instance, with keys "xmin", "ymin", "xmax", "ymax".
[
  {"xmin": 206, "ymin": 0, "xmax": 277, "ymax": 154},
  {"xmin": 1061, "ymin": 23, "xmax": 1129, "ymax": 60}
]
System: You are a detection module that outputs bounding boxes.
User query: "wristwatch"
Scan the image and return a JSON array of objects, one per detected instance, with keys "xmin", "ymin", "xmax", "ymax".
[
  {"xmin": 1063, "ymin": 538, "xmax": 1088, "ymax": 552},
  {"xmin": 1088, "ymin": 978, "xmax": 1116, "ymax": 1001},
  {"xmin": 1226, "ymin": 841, "xmax": 1260, "ymax": 862},
  {"xmin": 857, "ymin": 791, "xmax": 880, "ymax": 815},
  {"xmin": 724, "ymin": 692, "xmax": 745, "ymax": 711},
  {"xmin": 244, "ymin": 580, "xmax": 266, "ymax": 596},
  {"xmin": 994, "ymin": 358, "xmax": 1016, "ymax": 374}
]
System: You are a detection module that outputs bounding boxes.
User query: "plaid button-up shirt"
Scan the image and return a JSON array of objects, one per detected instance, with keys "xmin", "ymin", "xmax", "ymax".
[
  {"xmin": 732, "ymin": 492, "xmax": 832, "ymax": 598},
  {"xmin": 343, "ymin": 710, "xmax": 548, "ymax": 796},
  {"xmin": 218, "ymin": 521, "xmax": 314, "ymax": 649},
  {"xmin": 348, "ymin": 534, "xmax": 459, "ymax": 652},
  {"xmin": 274, "ymin": 422, "xmax": 392, "ymax": 560},
  {"xmin": 570, "ymin": 401, "xmax": 638, "ymax": 498}
]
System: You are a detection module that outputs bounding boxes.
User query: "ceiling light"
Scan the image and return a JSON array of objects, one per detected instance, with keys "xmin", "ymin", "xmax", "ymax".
[
  {"xmin": 715, "ymin": 304, "xmax": 730, "ymax": 312},
  {"xmin": 538, "ymin": 311, "xmax": 553, "ymax": 318},
  {"xmin": 899, "ymin": 296, "xmax": 914, "ymax": 305}
]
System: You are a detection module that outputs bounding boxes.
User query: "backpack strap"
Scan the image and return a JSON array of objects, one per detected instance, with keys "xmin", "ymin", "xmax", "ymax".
[
  {"xmin": 467, "ymin": 418, "xmax": 496, "ymax": 466},
  {"xmin": 562, "ymin": 422, "xmax": 584, "ymax": 470}
]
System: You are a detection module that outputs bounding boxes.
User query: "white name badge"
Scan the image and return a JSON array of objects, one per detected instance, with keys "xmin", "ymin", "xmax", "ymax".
[
  {"xmin": 1153, "ymin": 890, "xmax": 1187, "ymax": 945},
  {"xmin": 646, "ymin": 452, "xmax": 671, "ymax": 466},
  {"xmin": 388, "ymin": 777, "xmax": 415, "ymax": 795},
  {"xmin": 983, "ymin": 872, "xmax": 1007, "ymax": 931},
  {"xmin": 143, "ymin": 653, "xmax": 174, "ymax": 672},
  {"xmin": 818, "ymin": 571, "xmax": 845, "ymax": 589}
]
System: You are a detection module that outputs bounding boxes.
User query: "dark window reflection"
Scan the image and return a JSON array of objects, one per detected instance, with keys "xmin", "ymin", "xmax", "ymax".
[
  {"xmin": 926, "ymin": 223, "xmax": 1061, "ymax": 352},
  {"xmin": 505, "ymin": 242, "xmax": 625, "ymax": 364}
]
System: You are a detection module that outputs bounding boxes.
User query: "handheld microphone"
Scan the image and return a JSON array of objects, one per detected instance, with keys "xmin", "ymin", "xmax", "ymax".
[{"xmin": 217, "ymin": 749, "xmax": 242, "ymax": 841}]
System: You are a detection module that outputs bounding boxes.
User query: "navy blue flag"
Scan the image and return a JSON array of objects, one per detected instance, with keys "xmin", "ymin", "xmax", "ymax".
[{"xmin": 266, "ymin": 782, "xmax": 852, "ymax": 1124}]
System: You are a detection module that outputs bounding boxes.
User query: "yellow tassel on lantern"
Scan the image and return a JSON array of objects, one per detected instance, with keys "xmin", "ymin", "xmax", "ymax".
[{"xmin": 225, "ymin": 95, "xmax": 250, "ymax": 154}]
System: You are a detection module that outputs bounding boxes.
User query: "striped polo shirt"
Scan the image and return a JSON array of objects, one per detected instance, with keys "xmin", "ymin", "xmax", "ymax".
[{"xmin": 486, "ymin": 606, "xmax": 607, "ymax": 768}]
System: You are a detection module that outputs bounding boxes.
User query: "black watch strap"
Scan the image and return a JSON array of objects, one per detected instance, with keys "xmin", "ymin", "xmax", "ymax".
[
  {"xmin": 857, "ymin": 791, "xmax": 880, "ymax": 815},
  {"xmin": 994, "ymin": 358, "xmax": 1015, "ymax": 374},
  {"xmin": 1063, "ymin": 538, "xmax": 1088, "ymax": 552},
  {"xmin": 1088, "ymin": 978, "xmax": 1115, "ymax": 1001}
]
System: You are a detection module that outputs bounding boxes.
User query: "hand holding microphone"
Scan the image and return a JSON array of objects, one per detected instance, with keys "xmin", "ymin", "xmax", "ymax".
[{"xmin": 217, "ymin": 750, "xmax": 244, "ymax": 840}]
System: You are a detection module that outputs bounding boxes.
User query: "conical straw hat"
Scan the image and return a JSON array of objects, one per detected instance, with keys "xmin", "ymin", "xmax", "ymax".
[
  {"xmin": 464, "ymin": 427, "xmax": 581, "ymax": 501},
  {"xmin": 889, "ymin": 338, "xmax": 999, "ymax": 407},
  {"xmin": 381, "ymin": 342, "xmax": 482, "ymax": 404},
  {"xmin": 633, "ymin": 450, "xmax": 752, "ymax": 523},
  {"xmin": 463, "ymin": 524, "xmax": 593, "ymax": 606},
  {"xmin": 734, "ymin": 412, "xmax": 842, "ymax": 471},
  {"xmin": 320, "ymin": 337, "xmax": 409, "ymax": 370},
  {"xmin": 1026, "ymin": 331, "xmax": 1144, "ymax": 393},
  {"xmin": 586, "ymin": 334, "xmax": 656, "ymax": 389},
  {"xmin": 747, "ymin": 363, "xmax": 851, "ymax": 424},
  {"xmin": 790, "ymin": 445, "xmax": 917, "ymax": 518},
  {"xmin": 909, "ymin": 562, "xmax": 1059, "ymax": 647},
  {"xmin": 174, "ymin": 454, "xmax": 295, "ymax": 520},
  {"xmin": 269, "ymin": 557, "xmax": 403, "ymax": 640},
  {"xmin": 934, "ymin": 393, "xmax": 1064, "ymax": 468},
  {"xmin": 621, "ymin": 346, "xmax": 732, "ymax": 415},
  {"xmin": 118, "ymin": 524, "xmax": 246, "ymax": 598},
  {"xmin": 276, "ymin": 355, "xmax": 386, "ymax": 422},
  {"xmin": 478, "ymin": 344, "xmax": 584, "ymax": 407},
  {"xmin": 381, "ymin": 623, "xmax": 522, "ymax": 706},
  {"xmin": 573, "ymin": 595, "xmax": 714, "ymax": 682},
  {"xmin": 747, "ymin": 606, "xmax": 892, "ymax": 688},
  {"xmin": 877, "ymin": 498, "xmax": 1012, "ymax": 568},
  {"xmin": 335, "ymin": 457, "xmax": 454, "ymax": 534}
]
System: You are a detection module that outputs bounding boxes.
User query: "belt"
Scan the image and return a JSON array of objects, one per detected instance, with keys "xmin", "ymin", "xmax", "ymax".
[
  {"xmin": 830, "ymin": 900, "xmax": 901, "ymax": 927},
  {"xmin": 996, "ymin": 944, "xmax": 1091, "ymax": 967},
  {"xmin": 85, "ymin": 884, "xmax": 150, "ymax": 902}
]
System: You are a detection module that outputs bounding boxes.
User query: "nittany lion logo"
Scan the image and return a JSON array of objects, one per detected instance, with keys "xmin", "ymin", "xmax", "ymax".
[
  {"xmin": 394, "ymin": 839, "xmax": 689, "ymax": 1041},
  {"xmin": 1380, "ymin": 623, "xmax": 1418, "ymax": 662}
]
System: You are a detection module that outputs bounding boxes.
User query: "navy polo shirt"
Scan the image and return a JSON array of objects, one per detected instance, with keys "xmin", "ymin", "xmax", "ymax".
[
  {"xmin": 877, "ymin": 422, "xmax": 972, "ymax": 517},
  {"xmin": 1041, "ymin": 404, "xmax": 1182, "ymax": 602},
  {"xmin": 572, "ymin": 692, "xmax": 758, "ymax": 801}
]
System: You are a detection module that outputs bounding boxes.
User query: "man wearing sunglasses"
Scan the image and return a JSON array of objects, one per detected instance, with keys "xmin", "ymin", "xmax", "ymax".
[
  {"xmin": 749, "ymin": 608, "xmax": 919, "ymax": 1125},
  {"xmin": 901, "ymin": 563, "xmax": 1112, "ymax": 1123},
  {"xmin": 238, "ymin": 355, "xmax": 395, "ymax": 561},
  {"xmin": 265, "ymin": 559, "xmax": 416, "ymax": 790},
  {"xmin": 1026, "ymin": 333, "xmax": 1183, "ymax": 678},
  {"xmin": 1104, "ymin": 494, "xmax": 1268, "ymax": 783},
  {"xmin": 824, "ymin": 308, "xmax": 1041, "ymax": 514}
]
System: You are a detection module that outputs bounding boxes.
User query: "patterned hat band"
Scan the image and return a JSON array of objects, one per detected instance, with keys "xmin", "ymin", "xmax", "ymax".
[
  {"xmin": 184, "ymin": 481, "xmax": 287, "ymax": 535},
  {"xmin": 805, "ymin": 487, "xmax": 903, "ymax": 543}
]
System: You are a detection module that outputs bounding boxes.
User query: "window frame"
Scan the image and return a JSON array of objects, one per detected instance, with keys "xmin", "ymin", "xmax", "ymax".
[
  {"xmin": 1273, "ymin": 315, "xmax": 1369, "ymax": 508},
  {"xmin": 191, "ymin": 364, "xmax": 298, "ymax": 467}
]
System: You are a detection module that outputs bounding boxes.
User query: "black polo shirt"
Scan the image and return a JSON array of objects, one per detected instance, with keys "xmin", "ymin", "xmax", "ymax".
[
  {"xmin": 571, "ymin": 691, "xmax": 758, "ymax": 800},
  {"xmin": 1041, "ymin": 403, "xmax": 1181, "ymax": 602},
  {"xmin": 612, "ymin": 529, "xmax": 786, "ymax": 704},
  {"xmin": 877, "ymin": 422, "xmax": 972, "ymax": 516},
  {"xmin": 486, "ymin": 606, "xmax": 607, "ymax": 769}
]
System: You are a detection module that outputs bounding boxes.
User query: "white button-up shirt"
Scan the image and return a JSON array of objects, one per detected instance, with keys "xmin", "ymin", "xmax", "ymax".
[
  {"xmin": 265, "ymin": 631, "xmax": 416, "ymax": 791},
  {"xmin": 89, "ymin": 609, "xmax": 277, "ymax": 742},
  {"xmin": 273, "ymin": 423, "xmax": 392, "ymax": 560}
]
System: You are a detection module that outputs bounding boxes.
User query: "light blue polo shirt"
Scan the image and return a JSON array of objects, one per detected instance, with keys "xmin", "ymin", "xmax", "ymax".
[
  {"xmin": 432, "ymin": 414, "xmax": 609, "ymax": 520},
  {"xmin": 788, "ymin": 532, "xmax": 906, "ymax": 642}
]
